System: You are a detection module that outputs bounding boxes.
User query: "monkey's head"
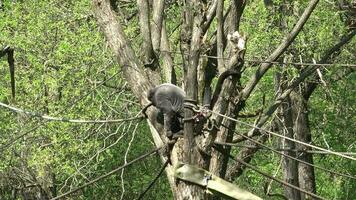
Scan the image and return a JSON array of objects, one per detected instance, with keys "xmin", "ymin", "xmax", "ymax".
[{"xmin": 147, "ymin": 88, "xmax": 156, "ymax": 103}]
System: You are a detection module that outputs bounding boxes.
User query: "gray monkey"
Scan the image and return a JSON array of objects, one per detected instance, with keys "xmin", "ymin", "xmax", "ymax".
[{"xmin": 147, "ymin": 83, "xmax": 185, "ymax": 138}]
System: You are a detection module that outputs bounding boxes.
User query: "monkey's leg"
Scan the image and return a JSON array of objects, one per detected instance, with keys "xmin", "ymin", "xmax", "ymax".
[{"xmin": 163, "ymin": 112, "xmax": 174, "ymax": 138}]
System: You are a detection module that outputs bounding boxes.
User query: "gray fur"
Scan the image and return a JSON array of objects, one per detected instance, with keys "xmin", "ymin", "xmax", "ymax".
[{"xmin": 148, "ymin": 83, "xmax": 185, "ymax": 137}]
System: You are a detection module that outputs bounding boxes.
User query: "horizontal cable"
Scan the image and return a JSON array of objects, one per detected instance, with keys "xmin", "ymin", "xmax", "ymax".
[
  {"xmin": 228, "ymin": 155, "xmax": 326, "ymax": 200},
  {"xmin": 210, "ymin": 109, "xmax": 356, "ymax": 161},
  {"xmin": 160, "ymin": 50, "xmax": 356, "ymax": 67},
  {"xmin": 215, "ymin": 142, "xmax": 356, "ymax": 156},
  {"xmin": 0, "ymin": 101, "xmax": 144, "ymax": 123},
  {"xmin": 215, "ymin": 137, "xmax": 356, "ymax": 180},
  {"xmin": 0, "ymin": 71, "xmax": 122, "ymax": 152}
]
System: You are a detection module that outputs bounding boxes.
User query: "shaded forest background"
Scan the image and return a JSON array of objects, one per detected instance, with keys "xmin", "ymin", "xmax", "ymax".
[{"xmin": 0, "ymin": 0, "xmax": 355, "ymax": 199}]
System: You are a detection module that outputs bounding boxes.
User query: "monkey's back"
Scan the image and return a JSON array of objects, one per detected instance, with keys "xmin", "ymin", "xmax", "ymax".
[{"xmin": 150, "ymin": 83, "xmax": 185, "ymax": 113}]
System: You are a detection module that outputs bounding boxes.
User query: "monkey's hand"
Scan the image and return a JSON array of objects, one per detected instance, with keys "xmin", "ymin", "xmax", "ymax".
[{"xmin": 141, "ymin": 102, "xmax": 153, "ymax": 118}]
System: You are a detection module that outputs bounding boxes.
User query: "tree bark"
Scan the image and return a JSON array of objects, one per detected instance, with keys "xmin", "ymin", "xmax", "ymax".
[
  {"xmin": 175, "ymin": 1, "xmax": 207, "ymax": 199},
  {"xmin": 275, "ymin": 56, "xmax": 301, "ymax": 200},
  {"xmin": 279, "ymin": 96, "xmax": 301, "ymax": 200},
  {"xmin": 208, "ymin": 0, "xmax": 246, "ymax": 179},
  {"xmin": 290, "ymin": 92, "xmax": 316, "ymax": 200}
]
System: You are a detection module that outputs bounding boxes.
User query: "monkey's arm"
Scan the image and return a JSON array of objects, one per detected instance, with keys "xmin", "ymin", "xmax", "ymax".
[
  {"xmin": 141, "ymin": 102, "xmax": 153, "ymax": 118},
  {"xmin": 210, "ymin": 69, "xmax": 239, "ymax": 108}
]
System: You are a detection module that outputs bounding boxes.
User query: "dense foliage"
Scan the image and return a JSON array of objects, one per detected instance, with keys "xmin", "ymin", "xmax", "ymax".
[{"xmin": 0, "ymin": 0, "xmax": 355, "ymax": 199}]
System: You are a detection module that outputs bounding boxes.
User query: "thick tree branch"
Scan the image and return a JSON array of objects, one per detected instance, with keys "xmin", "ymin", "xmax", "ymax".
[
  {"xmin": 137, "ymin": 0, "xmax": 156, "ymax": 65},
  {"xmin": 93, "ymin": 0, "xmax": 178, "ymax": 194},
  {"xmin": 202, "ymin": 0, "xmax": 218, "ymax": 34},
  {"xmin": 207, "ymin": 1, "xmax": 247, "ymax": 179},
  {"xmin": 183, "ymin": 0, "xmax": 202, "ymax": 164},
  {"xmin": 151, "ymin": 0, "xmax": 165, "ymax": 52},
  {"xmin": 93, "ymin": 0, "xmax": 157, "ymax": 102},
  {"xmin": 174, "ymin": 2, "xmax": 209, "ymax": 199},
  {"xmin": 160, "ymin": 22, "xmax": 176, "ymax": 84},
  {"xmin": 241, "ymin": 0, "xmax": 320, "ymax": 100},
  {"xmin": 227, "ymin": 0, "xmax": 246, "ymax": 35},
  {"xmin": 216, "ymin": 0, "xmax": 224, "ymax": 72},
  {"xmin": 208, "ymin": 32, "xmax": 246, "ymax": 178},
  {"xmin": 201, "ymin": 1, "xmax": 246, "ymax": 104}
]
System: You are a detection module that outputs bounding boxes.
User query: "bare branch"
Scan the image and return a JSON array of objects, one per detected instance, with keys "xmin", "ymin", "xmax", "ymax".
[
  {"xmin": 202, "ymin": 0, "xmax": 218, "ymax": 34},
  {"xmin": 304, "ymin": 29, "xmax": 356, "ymax": 99},
  {"xmin": 160, "ymin": 22, "xmax": 177, "ymax": 84},
  {"xmin": 137, "ymin": 0, "xmax": 155, "ymax": 63},
  {"xmin": 151, "ymin": 0, "xmax": 165, "ymax": 52},
  {"xmin": 217, "ymin": 0, "xmax": 224, "ymax": 72},
  {"xmin": 242, "ymin": 0, "xmax": 320, "ymax": 100},
  {"xmin": 93, "ymin": 0, "xmax": 156, "ymax": 103}
]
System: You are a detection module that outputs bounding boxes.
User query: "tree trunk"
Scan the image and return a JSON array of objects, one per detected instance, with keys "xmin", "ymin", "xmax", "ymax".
[
  {"xmin": 275, "ymin": 61, "xmax": 301, "ymax": 200},
  {"xmin": 291, "ymin": 91, "xmax": 316, "ymax": 200},
  {"xmin": 279, "ymin": 98, "xmax": 301, "ymax": 200}
]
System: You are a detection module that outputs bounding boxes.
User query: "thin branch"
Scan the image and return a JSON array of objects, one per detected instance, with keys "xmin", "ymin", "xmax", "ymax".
[
  {"xmin": 304, "ymin": 29, "xmax": 356, "ymax": 99},
  {"xmin": 0, "ymin": 126, "xmax": 40, "ymax": 154},
  {"xmin": 50, "ymin": 147, "xmax": 162, "ymax": 200},
  {"xmin": 0, "ymin": 70, "xmax": 121, "ymax": 153},
  {"xmin": 120, "ymin": 123, "xmax": 139, "ymax": 200}
]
